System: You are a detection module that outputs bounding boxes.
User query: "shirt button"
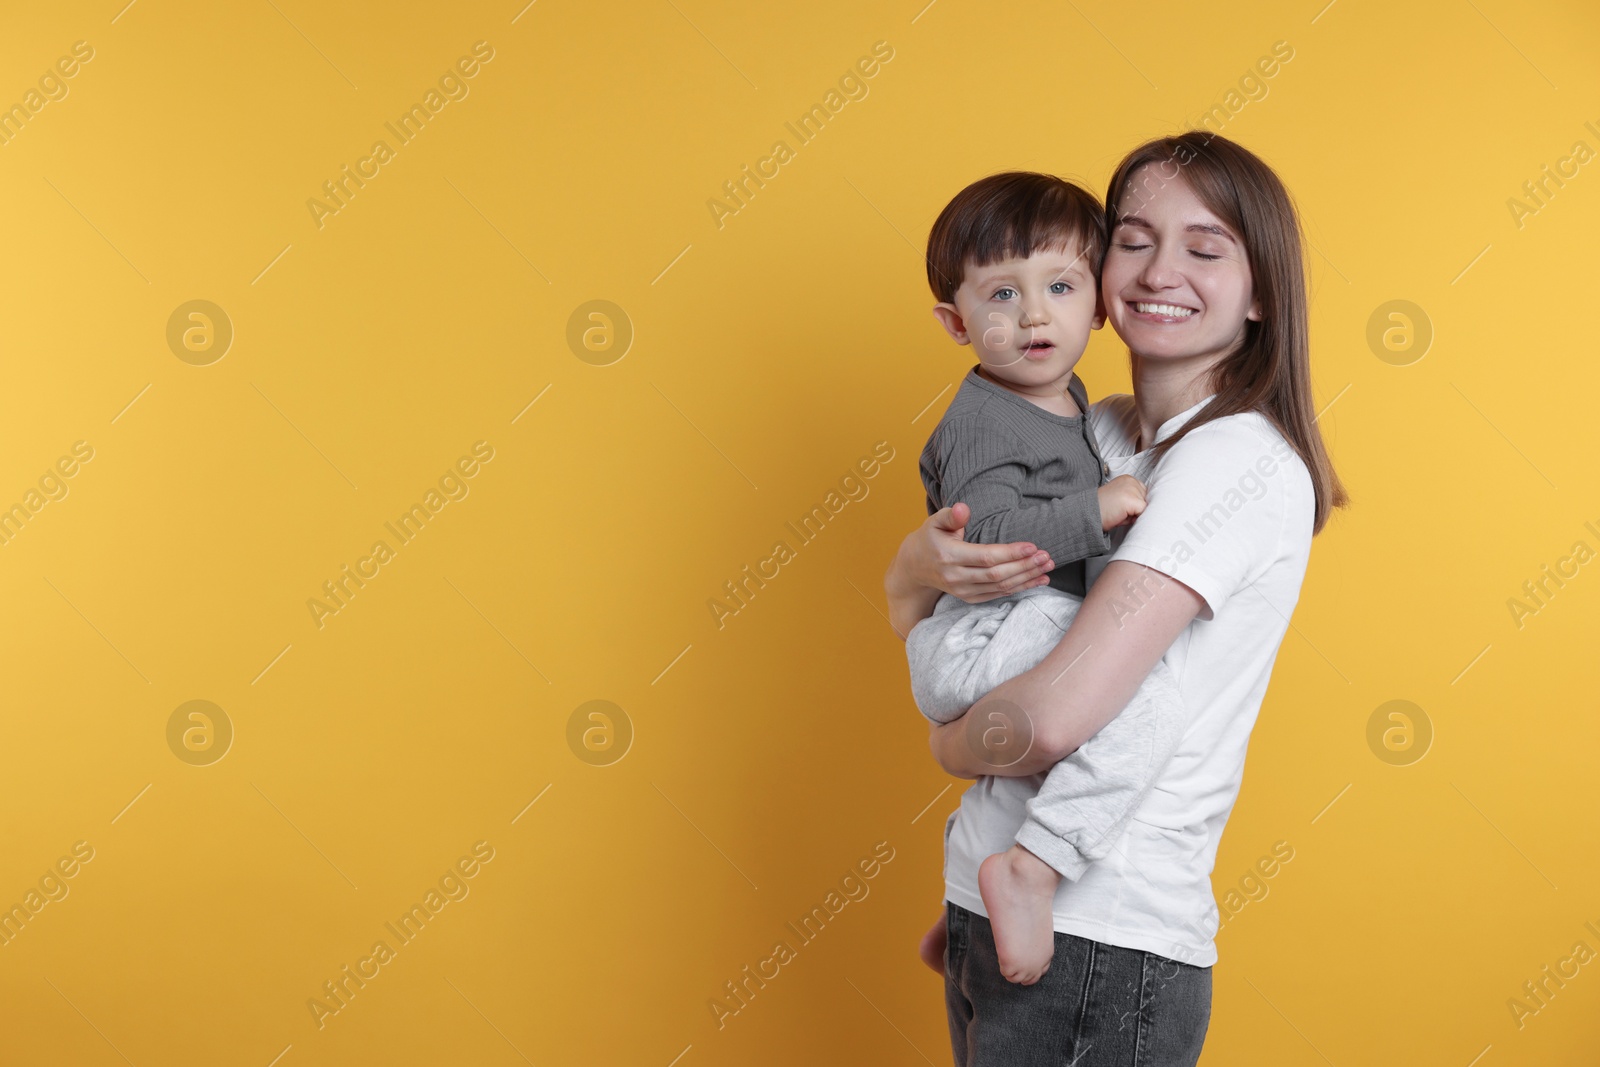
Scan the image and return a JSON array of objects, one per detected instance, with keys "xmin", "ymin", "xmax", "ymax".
[{"xmin": 1101, "ymin": 463, "xmax": 1110, "ymax": 477}]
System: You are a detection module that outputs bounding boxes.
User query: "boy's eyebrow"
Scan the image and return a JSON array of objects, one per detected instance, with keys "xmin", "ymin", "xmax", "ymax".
[
  {"xmin": 967, "ymin": 246, "xmax": 1092, "ymax": 285},
  {"xmin": 966, "ymin": 267, "xmax": 1014, "ymax": 288},
  {"xmin": 1052, "ymin": 246, "xmax": 1092, "ymax": 276},
  {"xmin": 969, "ymin": 262, "xmax": 1089, "ymax": 286}
]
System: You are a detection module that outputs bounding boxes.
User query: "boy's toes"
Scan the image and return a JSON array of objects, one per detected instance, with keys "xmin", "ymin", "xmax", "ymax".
[{"xmin": 999, "ymin": 953, "xmax": 1052, "ymax": 986}]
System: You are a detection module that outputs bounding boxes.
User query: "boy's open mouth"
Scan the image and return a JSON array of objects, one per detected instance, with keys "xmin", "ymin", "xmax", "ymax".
[{"xmin": 1024, "ymin": 340, "xmax": 1054, "ymax": 352}]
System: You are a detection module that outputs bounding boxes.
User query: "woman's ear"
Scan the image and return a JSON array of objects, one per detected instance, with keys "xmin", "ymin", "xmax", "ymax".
[
  {"xmin": 931, "ymin": 303, "xmax": 971, "ymax": 345},
  {"xmin": 1247, "ymin": 293, "xmax": 1263, "ymax": 322}
]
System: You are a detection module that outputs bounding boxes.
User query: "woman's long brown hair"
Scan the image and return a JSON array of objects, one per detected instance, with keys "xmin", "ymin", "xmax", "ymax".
[{"xmin": 1106, "ymin": 132, "xmax": 1348, "ymax": 533}]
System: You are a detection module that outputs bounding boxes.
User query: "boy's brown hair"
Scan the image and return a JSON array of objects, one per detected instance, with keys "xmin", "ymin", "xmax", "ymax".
[{"xmin": 925, "ymin": 171, "xmax": 1107, "ymax": 305}]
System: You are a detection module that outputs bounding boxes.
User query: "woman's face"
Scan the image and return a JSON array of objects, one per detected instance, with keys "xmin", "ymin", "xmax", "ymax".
[{"xmin": 1100, "ymin": 167, "xmax": 1260, "ymax": 368}]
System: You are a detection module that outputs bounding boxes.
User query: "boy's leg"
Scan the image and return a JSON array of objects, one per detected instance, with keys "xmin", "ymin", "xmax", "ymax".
[
  {"xmin": 905, "ymin": 587, "xmax": 1079, "ymax": 723},
  {"xmin": 1012, "ymin": 661, "xmax": 1187, "ymax": 879},
  {"xmin": 975, "ymin": 668, "xmax": 1185, "ymax": 986},
  {"xmin": 919, "ymin": 909, "xmax": 948, "ymax": 975},
  {"xmin": 977, "ymin": 846, "xmax": 1059, "ymax": 985},
  {"xmin": 907, "ymin": 590, "xmax": 1086, "ymax": 984}
]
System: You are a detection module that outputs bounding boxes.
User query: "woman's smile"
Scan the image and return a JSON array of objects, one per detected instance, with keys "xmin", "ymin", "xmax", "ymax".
[{"xmin": 1125, "ymin": 300, "xmax": 1198, "ymax": 324}]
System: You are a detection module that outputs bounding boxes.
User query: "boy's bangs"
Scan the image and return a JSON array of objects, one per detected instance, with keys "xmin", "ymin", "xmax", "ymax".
[
  {"xmin": 966, "ymin": 217, "xmax": 1098, "ymax": 277},
  {"xmin": 926, "ymin": 172, "xmax": 1106, "ymax": 303}
]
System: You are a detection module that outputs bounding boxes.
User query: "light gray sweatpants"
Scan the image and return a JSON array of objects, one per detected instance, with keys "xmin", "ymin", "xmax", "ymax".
[{"xmin": 906, "ymin": 586, "xmax": 1186, "ymax": 881}]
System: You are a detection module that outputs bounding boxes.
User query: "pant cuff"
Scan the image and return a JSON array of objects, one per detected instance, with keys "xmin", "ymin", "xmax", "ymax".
[{"xmin": 1015, "ymin": 818, "xmax": 1091, "ymax": 883}]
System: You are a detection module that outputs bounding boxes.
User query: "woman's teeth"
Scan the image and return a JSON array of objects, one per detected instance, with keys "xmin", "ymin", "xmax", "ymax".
[{"xmin": 1132, "ymin": 302, "xmax": 1195, "ymax": 318}]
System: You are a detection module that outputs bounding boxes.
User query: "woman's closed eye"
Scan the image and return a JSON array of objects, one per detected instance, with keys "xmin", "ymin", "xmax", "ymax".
[{"xmin": 1115, "ymin": 241, "xmax": 1222, "ymax": 261}]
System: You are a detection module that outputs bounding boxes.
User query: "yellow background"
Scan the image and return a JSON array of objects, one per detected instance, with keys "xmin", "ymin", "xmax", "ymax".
[{"xmin": 1, "ymin": 0, "xmax": 1597, "ymax": 1063}]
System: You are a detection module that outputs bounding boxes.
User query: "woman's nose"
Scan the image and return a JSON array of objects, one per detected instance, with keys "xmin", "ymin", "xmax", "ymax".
[{"xmin": 1139, "ymin": 247, "xmax": 1181, "ymax": 290}]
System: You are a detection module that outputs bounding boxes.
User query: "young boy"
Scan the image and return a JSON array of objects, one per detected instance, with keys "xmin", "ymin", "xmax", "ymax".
[{"xmin": 906, "ymin": 172, "xmax": 1187, "ymax": 985}]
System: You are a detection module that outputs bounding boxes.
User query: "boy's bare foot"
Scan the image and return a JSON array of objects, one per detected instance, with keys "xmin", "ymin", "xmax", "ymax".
[
  {"xmin": 978, "ymin": 844, "xmax": 1060, "ymax": 985},
  {"xmin": 918, "ymin": 911, "xmax": 948, "ymax": 976}
]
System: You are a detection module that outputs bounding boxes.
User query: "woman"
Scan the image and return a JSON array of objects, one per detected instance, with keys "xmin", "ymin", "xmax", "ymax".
[{"xmin": 884, "ymin": 132, "xmax": 1347, "ymax": 1065}]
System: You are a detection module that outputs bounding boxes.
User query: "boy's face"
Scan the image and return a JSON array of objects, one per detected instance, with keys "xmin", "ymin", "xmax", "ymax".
[{"xmin": 932, "ymin": 242, "xmax": 1104, "ymax": 394}]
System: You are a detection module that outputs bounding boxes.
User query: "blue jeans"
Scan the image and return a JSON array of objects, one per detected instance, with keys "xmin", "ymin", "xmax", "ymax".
[{"xmin": 944, "ymin": 903, "xmax": 1211, "ymax": 1066}]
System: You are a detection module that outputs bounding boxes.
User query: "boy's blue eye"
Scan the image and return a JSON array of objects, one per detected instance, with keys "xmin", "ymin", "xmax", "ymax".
[
  {"xmin": 1049, "ymin": 281, "xmax": 1071, "ymax": 294},
  {"xmin": 993, "ymin": 287, "xmax": 1017, "ymax": 300}
]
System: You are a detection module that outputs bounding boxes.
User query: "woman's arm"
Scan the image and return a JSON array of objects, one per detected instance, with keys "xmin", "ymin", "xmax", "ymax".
[
  {"xmin": 883, "ymin": 502, "xmax": 1057, "ymax": 639},
  {"xmin": 928, "ymin": 559, "xmax": 1205, "ymax": 777}
]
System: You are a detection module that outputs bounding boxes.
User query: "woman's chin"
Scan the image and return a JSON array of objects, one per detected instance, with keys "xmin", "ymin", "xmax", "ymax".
[
  {"xmin": 1121, "ymin": 333, "xmax": 1224, "ymax": 364},
  {"xmin": 1127, "ymin": 340, "xmax": 1194, "ymax": 362}
]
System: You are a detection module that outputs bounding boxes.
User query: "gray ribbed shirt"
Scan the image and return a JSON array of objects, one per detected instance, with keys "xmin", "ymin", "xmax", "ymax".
[{"xmin": 919, "ymin": 366, "xmax": 1110, "ymax": 598}]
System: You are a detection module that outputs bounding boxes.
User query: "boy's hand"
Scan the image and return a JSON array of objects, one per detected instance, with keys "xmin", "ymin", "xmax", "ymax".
[{"xmin": 1096, "ymin": 474, "xmax": 1147, "ymax": 531}]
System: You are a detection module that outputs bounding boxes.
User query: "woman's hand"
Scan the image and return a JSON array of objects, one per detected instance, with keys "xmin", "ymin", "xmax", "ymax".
[{"xmin": 883, "ymin": 502, "xmax": 1055, "ymax": 639}]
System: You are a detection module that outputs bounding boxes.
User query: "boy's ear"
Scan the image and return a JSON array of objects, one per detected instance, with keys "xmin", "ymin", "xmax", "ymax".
[
  {"xmin": 1091, "ymin": 291, "xmax": 1106, "ymax": 330},
  {"xmin": 931, "ymin": 303, "xmax": 971, "ymax": 345}
]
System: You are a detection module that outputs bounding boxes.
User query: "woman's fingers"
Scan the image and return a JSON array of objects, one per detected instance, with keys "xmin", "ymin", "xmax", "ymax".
[
  {"xmin": 976, "ymin": 545, "xmax": 1049, "ymax": 581},
  {"xmin": 929, "ymin": 502, "xmax": 970, "ymax": 533},
  {"xmin": 956, "ymin": 545, "xmax": 1053, "ymax": 601},
  {"xmin": 928, "ymin": 504, "xmax": 1053, "ymax": 600},
  {"xmin": 987, "ymin": 550, "xmax": 1054, "ymax": 591}
]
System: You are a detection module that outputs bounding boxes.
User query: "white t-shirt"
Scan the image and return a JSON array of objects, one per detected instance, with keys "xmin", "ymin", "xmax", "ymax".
[{"xmin": 942, "ymin": 392, "xmax": 1315, "ymax": 967}]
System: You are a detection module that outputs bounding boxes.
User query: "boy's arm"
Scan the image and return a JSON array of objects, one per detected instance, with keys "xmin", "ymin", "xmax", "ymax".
[{"xmin": 936, "ymin": 415, "xmax": 1110, "ymax": 569}]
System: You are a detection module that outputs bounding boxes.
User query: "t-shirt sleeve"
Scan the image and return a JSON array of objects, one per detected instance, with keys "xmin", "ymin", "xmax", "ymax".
[
  {"xmin": 932, "ymin": 414, "xmax": 1110, "ymax": 566},
  {"xmin": 1110, "ymin": 418, "xmax": 1299, "ymax": 620}
]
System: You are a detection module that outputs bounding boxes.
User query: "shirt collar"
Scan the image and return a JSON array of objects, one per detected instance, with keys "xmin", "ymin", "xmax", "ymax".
[
  {"xmin": 964, "ymin": 365, "xmax": 1092, "ymax": 419},
  {"xmin": 1146, "ymin": 393, "xmax": 1218, "ymax": 451}
]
